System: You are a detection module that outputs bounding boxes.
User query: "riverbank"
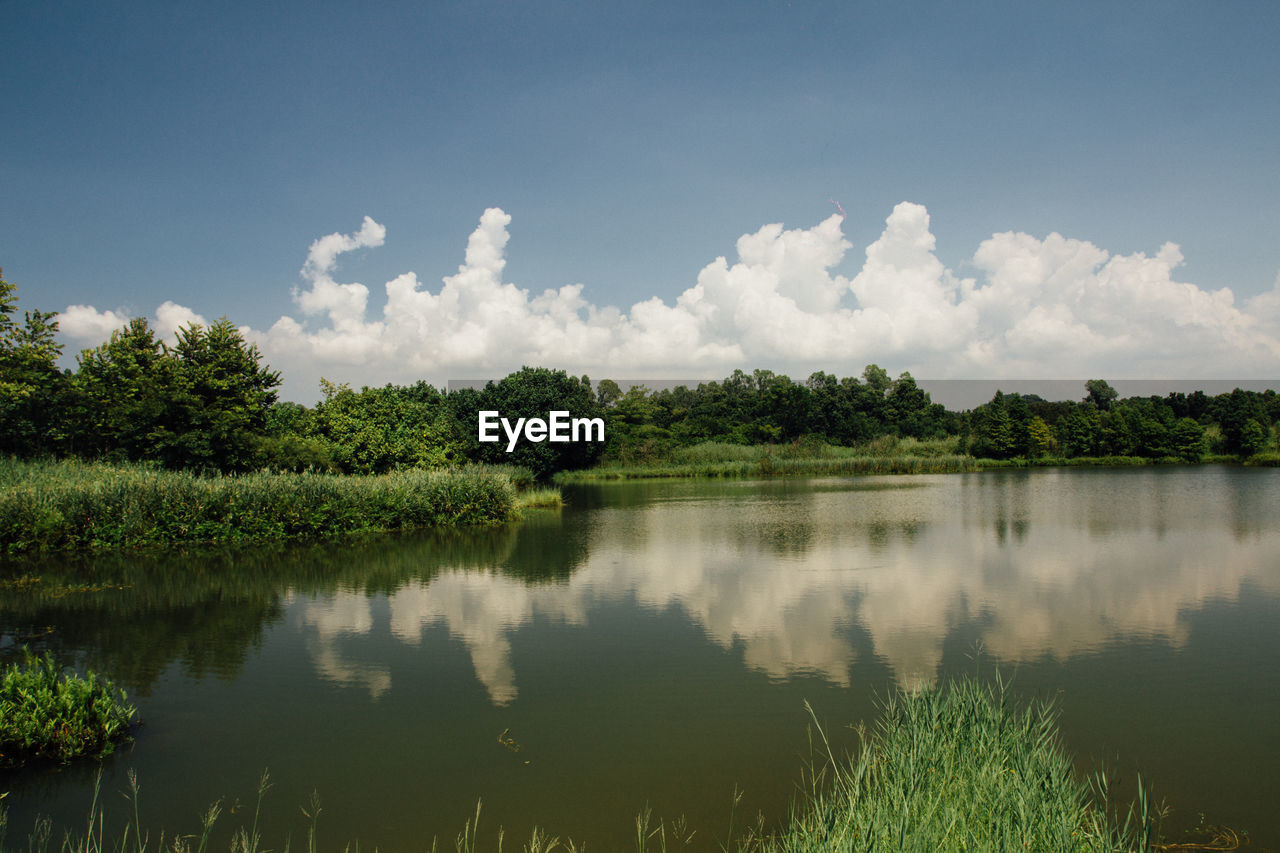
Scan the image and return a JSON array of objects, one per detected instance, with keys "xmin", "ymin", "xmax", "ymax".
[
  {"xmin": 0, "ymin": 458, "xmax": 545, "ymax": 554},
  {"xmin": 554, "ymin": 439, "xmax": 1268, "ymax": 483},
  {"xmin": 0, "ymin": 679, "xmax": 1169, "ymax": 851}
]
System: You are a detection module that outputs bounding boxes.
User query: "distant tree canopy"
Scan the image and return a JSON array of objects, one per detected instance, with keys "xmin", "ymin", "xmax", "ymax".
[
  {"xmin": 962, "ymin": 382, "xmax": 1240, "ymax": 462},
  {"xmin": 2, "ymin": 271, "xmax": 1278, "ymax": 476},
  {"xmin": 469, "ymin": 366, "xmax": 605, "ymax": 478}
]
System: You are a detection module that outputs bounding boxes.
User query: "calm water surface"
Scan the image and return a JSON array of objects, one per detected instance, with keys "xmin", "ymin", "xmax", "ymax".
[{"xmin": 2, "ymin": 466, "xmax": 1279, "ymax": 850}]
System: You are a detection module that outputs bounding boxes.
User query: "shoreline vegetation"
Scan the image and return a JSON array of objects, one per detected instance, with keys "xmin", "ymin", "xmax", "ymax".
[
  {"xmin": 0, "ymin": 459, "xmax": 545, "ymax": 555},
  {"xmin": 1, "ymin": 440, "xmax": 1273, "ymax": 552},
  {"xmin": 555, "ymin": 436, "xmax": 1279, "ymax": 484},
  {"xmin": 0, "ymin": 678, "xmax": 1212, "ymax": 852}
]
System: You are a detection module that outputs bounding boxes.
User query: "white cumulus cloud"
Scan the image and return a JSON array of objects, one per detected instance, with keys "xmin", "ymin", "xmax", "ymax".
[
  {"xmin": 59, "ymin": 203, "xmax": 1280, "ymax": 397},
  {"xmin": 59, "ymin": 304, "xmax": 132, "ymax": 345}
]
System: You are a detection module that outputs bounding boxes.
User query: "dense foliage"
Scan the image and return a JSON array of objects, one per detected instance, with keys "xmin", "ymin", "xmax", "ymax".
[
  {"xmin": 965, "ymin": 382, "xmax": 1278, "ymax": 461},
  {"xmin": 0, "ymin": 458, "xmax": 520, "ymax": 553},
  {"xmin": 1, "ymin": 272, "xmax": 1277, "ymax": 476},
  {"xmin": 0, "ymin": 649, "xmax": 137, "ymax": 767}
]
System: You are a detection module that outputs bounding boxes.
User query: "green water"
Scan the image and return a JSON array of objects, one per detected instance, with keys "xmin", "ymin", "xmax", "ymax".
[{"xmin": 2, "ymin": 466, "xmax": 1278, "ymax": 850}]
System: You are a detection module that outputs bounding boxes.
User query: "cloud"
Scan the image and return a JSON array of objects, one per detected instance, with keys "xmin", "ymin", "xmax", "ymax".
[
  {"xmin": 154, "ymin": 301, "xmax": 209, "ymax": 339},
  {"xmin": 59, "ymin": 304, "xmax": 132, "ymax": 345},
  {"xmin": 57, "ymin": 300, "xmax": 207, "ymax": 347},
  {"xmin": 59, "ymin": 203, "xmax": 1280, "ymax": 396}
]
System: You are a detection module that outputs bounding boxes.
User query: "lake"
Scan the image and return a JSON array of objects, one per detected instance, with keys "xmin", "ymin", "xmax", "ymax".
[{"xmin": 2, "ymin": 466, "xmax": 1279, "ymax": 850}]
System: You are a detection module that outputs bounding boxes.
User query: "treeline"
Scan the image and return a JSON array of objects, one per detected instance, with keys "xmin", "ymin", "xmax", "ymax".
[
  {"xmin": 597, "ymin": 372, "xmax": 1279, "ymax": 464},
  {"xmin": 1, "ymin": 269, "xmax": 606, "ymax": 478},
  {"xmin": 3, "ymin": 270, "xmax": 1278, "ymax": 478},
  {"xmin": 967, "ymin": 380, "xmax": 1279, "ymax": 461}
]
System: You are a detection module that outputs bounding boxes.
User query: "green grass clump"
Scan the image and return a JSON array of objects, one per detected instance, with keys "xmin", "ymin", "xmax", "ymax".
[
  {"xmin": 0, "ymin": 458, "xmax": 523, "ymax": 554},
  {"xmin": 516, "ymin": 487, "xmax": 565, "ymax": 510},
  {"xmin": 751, "ymin": 678, "xmax": 1151, "ymax": 853},
  {"xmin": 0, "ymin": 650, "xmax": 137, "ymax": 768}
]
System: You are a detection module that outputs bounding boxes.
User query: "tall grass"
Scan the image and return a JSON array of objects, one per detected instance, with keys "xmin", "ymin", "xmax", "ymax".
[
  {"xmin": 744, "ymin": 678, "xmax": 1153, "ymax": 853},
  {"xmin": 515, "ymin": 487, "xmax": 565, "ymax": 510},
  {"xmin": 0, "ymin": 458, "xmax": 526, "ymax": 554},
  {"xmin": 0, "ymin": 650, "xmax": 137, "ymax": 768}
]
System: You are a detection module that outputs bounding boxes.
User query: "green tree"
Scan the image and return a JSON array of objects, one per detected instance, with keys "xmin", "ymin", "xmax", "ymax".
[
  {"xmin": 970, "ymin": 392, "xmax": 1017, "ymax": 459},
  {"xmin": 1169, "ymin": 417, "xmax": 1206, "ymax": 462},
  {"xmin": 70, "ymin": 317, "xmax": 176, "ymax": 462},
  {"xmin": 1054, "ymin": 407, "xmax": 1101, "ymax": 457},
  {"xmin": 0, "ymin": 269, "xmax": 69, "ymax": 455},
  {"xmin": 471, "ymin": 366, "xmax": 606, "ymax": 477},
  {"xmin": 1028, "ymin": 415, "xmax": 1055, "ymax": 457},
  {"xmin": 596, "ymin": 378, "xmax": 623, "ymax": 407},
  {"xmin": 1084, "ymin": 379, "xmax": 1118, "ymax": 412},
  {"xmin": 162, "ymin": 319, "xmax": 282, "ymax": 471},
  {"xmin": 1239, "ymin": 418, "xmax": 1269, "ymax": 457}
]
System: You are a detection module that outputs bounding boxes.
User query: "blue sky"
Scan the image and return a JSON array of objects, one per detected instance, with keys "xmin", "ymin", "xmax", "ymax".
[{"xmin": 4, "ymin": 0, "xmax": 1280, "ymax": 399}]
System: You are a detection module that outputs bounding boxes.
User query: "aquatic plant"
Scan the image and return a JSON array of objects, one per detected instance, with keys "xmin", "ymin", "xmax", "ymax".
[{"xmin": 0, "ymin": 650, "xmax": 136, "ymax": 768}]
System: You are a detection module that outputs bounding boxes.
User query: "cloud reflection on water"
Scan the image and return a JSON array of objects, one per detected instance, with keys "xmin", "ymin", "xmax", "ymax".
[{"xmin": 293, "ymin": 468, "xmax": 1280, "ymax": 704}]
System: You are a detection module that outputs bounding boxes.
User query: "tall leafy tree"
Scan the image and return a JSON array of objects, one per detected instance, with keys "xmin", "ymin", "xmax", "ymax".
[
  {"xmin": 1084, "ymin": 379, "xmax": 1119, "ymax": 411},
  {"xmin": 0, "ymin": 269, "xmax": 68, "ymax": 455},
  {"xmin": 471, "ymin": 366, "xmax": 605, "ymax": 477},
  {"xmin": 164, "ymin": 319, "xmax": 282, "ymax": 471},
  {"xmin": 70, "ymin": 317, "xmax": 176, "ymax": 461}
]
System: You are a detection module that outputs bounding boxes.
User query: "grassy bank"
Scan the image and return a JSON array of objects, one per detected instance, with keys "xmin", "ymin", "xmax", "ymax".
[
  {"xmin": 1, "ymin": 651, "xmax": 137, "ymax": 768},
  {"xmin": 0, "ymin": 679, "xmax": 1174, "ymax": 852},
  {"xmin": 0, "ymin": 459, "xmax": 536, "ymax": 554},
  {"xmin": 558, "ymin": 437, "xmax": 1261, "ymax": 483},
  {"xmin": 557, "ymin": 438, "xmax": 979, "ymax": 483},
  {"xmin": 556, "ymin": 454, "xmax": 980, "ymax": 482}
]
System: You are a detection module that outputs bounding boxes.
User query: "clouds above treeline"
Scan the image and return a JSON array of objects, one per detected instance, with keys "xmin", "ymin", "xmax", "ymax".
[{"xmin": 59, "ymin": 203, "xmax": 1280, "ymax": 399}]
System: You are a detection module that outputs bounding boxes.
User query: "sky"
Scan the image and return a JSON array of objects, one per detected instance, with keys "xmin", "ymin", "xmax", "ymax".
[{"xmin": 4, "ymin": 0, "xmax": 1279, "ymax": 401}]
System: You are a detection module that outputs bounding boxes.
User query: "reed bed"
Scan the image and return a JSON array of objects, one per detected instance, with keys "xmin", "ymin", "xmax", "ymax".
[
  {"xmin": 515, "ymin": 487, "xmax": 565, "ymax": 510},
  {"xmin": 0, "ymin": 459, "xmax": 524, "ymax": 554},
  {"xmin": 0, "ymin": 650, "xmax": 137, "ymax": 768},
  {"xmin": 746, "ymin": 678, "xmax": 1153, "ymax": 853},
  {"xmin": 975, "ymin": 455, "xmax": 1190, "ymax": 468}
]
